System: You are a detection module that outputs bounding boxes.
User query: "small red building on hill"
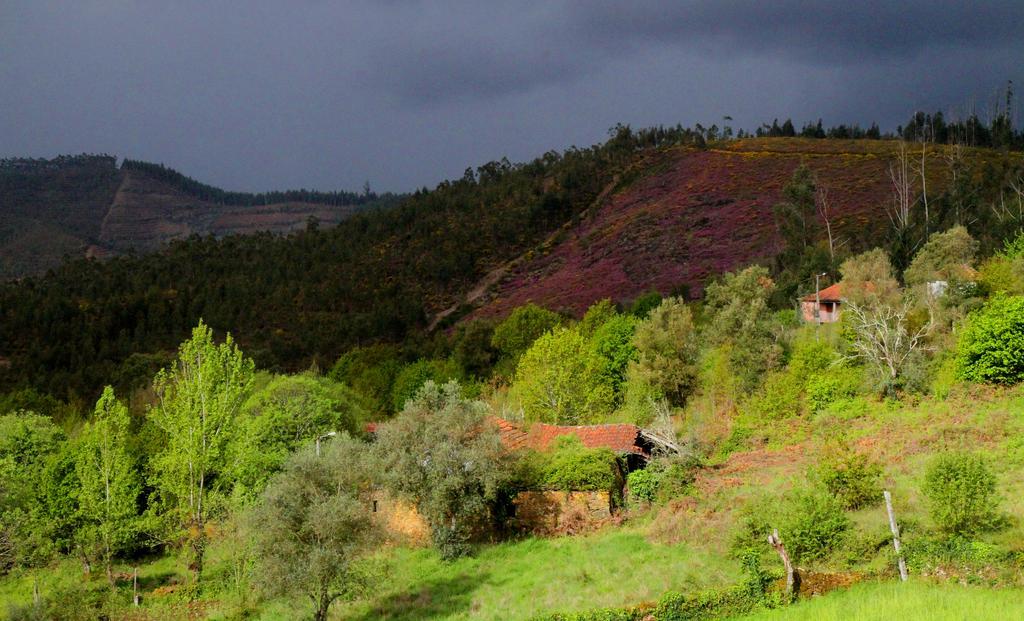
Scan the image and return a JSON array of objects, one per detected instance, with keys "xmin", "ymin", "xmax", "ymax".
[{"xmin": 801, "ymin": 282, "xmax": 844, "ymax": 323}]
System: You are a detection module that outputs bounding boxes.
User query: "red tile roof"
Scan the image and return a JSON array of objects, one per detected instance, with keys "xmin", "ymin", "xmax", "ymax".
[
  {"xmin": 802, "ymin": 282, "xmax": 844, "ymax": 302},
  {"xmin": 492, "ymin": 417, "xmax": 528, "ymax": 450},
  {"xmin": 494, "ymin": 418, "xmax": 646, "ymax": 456}
]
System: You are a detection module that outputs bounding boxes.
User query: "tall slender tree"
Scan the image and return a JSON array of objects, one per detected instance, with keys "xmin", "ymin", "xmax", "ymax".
[
  {"xmin": 150, "ymin": 321, "xmax": 254, "ymax": 589},
  {"xmin": 75, "ymin": 386, "xmax": 140, "ymax": 586}
]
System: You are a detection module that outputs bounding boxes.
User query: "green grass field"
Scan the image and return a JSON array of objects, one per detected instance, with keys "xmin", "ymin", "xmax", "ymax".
[
  {"xmin": 335, "ymin": 531, "xmax": 737, "ymax": 620},
  {"xmin": 738, "ymin": 580, "xmax": 1024, "ymax": 621}
]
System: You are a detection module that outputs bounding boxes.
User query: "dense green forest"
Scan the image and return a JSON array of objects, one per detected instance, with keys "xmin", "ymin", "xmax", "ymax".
[{"xmin": 0, "ymin": 124, "xmax": 708, "ymax": 401}]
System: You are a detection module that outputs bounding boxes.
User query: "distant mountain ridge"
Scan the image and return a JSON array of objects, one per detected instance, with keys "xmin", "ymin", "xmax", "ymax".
[{"xmin": 0, "ymin": 155, "xmax": 395, "ymax": 279}]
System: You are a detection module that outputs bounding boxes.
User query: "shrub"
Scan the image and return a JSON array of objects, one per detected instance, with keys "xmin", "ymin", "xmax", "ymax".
[
  {"xmin": 805, "ymin": 367, "xmax": 862, "ymax": 412},
  {"xmin": 541, "ymin": 435, "xmax": 620, "ymax": 493},
  {"xmin": 903, "ymin": 534, "xmax": 1009, "ymax": 573},
  {"xmin": 922, "ymin": 452, "xmax": 999, "ymax": 535},
  {"xmin": 748, "ymin": 370, "xmax": 803, "ymax": 419},
  {"xmin": 930, "ymin": 355, "xmax": 959, "ymax": 400},
  {"xmin": 956, "ymin": 295, "xmax": 1024, "ymax": 385},
  {"xmin": 652, "ymin": 461, "xmax": 698, "ymax": 504},
  {"xmin": 374, "ymin": 381, "xmax": 510, "ymax": 559},
  {"xmin": 729, "ymin": 487, "xmax": 849, "ymax": 565},
  {"xmin": 786, "ymin": 336, "xmax": 837, "ymax": 381},
  {"xmin": 626, "ymin": 468, "xmax": 658, "ymax": 505},
  {"xmin": 816, "ymin": 449, "xmax": 882, "ymax": 510},
  {"xmin": 782, "ymin": 488, "xmax": 850, "ymax": 563}
]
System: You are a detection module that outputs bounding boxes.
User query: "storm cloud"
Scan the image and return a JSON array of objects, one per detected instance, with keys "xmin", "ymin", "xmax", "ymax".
[{"xmin": 2, "ymin": 1, "xmax": 1022, "ymax": 192}]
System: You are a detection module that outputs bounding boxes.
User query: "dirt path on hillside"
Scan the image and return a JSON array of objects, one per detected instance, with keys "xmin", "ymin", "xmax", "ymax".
[
  {"xmin": 97, "ymin": 170, "xmax": 130, "ymax": 244},
  {"xmin": 427, "ymin": 172, "xmax": 625, "ymax": 331}
]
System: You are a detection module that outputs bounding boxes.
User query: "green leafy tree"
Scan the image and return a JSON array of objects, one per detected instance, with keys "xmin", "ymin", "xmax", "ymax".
[
  {"xmin": 328, "ymin": 344, "xmax": 404, "ymax": 416},
  {"xmin": 452, "ymin": 318, "xmax": 499, "ymax": 378},
  {"xmin": 75, "ymin": 386, "xmax": 140, "ymax": 585},
  {"xmin": 904, "ymin": 225, "xmax": 978, "ymax": 286},
  {"xmin": 588, "ymin": 313, "xmax": 638, "ymax": 400},
  {"xmin": 390, "ymin": 358, "xmax": 463, "ymax": 413},
  {"xmin": 228, "ymin": 374, "xmax": 369, "ymax": 502},
  {"xmin": 250, "ymin": 437, "xmax": 379, "ymax": 621},
  {"xmin": 628, "ymin": 291, "xmax": 663, "ymax": 319},
  {"xmin": 773, "ymin": 164, "xmax": 820, "ymax": 262},
  {"xmin": 510, "ymin": 327, "xmax": 615, "ymax": 424},
  {"xmin": 978, "ymin": 232, "xmax": 1024, "ymax": 295},
  {"xmin": 577, "ymin": 299, "xmax": 618, "ymax": 337},
  {"xmin": 839, "ymin": 250, "xmax": 927, "ymax": 392},
  {"xmin": 956, "ymin": 295, "xmax": 1024, "ymax": 384},
  {"xmin": 703, "ymin": 266, "xmax": 783, "ymax": 391},
  {"xmin": 0, "ymin": 412, "xmax": 67, "ymax": 570},
  {"xmin": 838, "ymin": 248, "xmax": 900, "ymax": 305},
  {"xmin": 374, "ymin": 381, "xmax": 508, "ymax": 559},
  {"xmin": 628, "ymin": 297, "xmax": 699, "ymax": 407},
  {"xmin": 150, "ymin": 321, "xmax": 255, "ymax": 587},
  {"xmin": 491, "ymin": 303, "xmax": 562, "ymax": 371}
]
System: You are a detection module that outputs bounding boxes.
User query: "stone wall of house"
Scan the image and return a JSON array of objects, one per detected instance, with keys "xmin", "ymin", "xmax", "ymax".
[
  {"xmin": 512, "ymin": 490, "xmax": 611, "ymax": 535},
  {"xmin": 372, "ymin": 491, "xmax": 430, "ymax": 545}
]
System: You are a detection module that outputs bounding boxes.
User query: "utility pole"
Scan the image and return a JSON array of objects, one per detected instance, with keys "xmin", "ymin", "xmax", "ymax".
[
  {"xmin": 315, "ymin": 431, "xmax": 337, "ymax": 457},
  {"xmin": 814, "ymin": 272, "xmax": 827, "ymax": 339}
]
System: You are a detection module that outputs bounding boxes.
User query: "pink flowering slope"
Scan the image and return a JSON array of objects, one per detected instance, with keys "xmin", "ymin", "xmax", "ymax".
[{"xmin": 469, "ymin": 138, "xmax": 939, "ymax": 320}]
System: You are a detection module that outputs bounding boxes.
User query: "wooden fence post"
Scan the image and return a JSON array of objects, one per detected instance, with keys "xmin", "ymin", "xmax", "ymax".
[
  {"xmin": 768, "ymin": 529, "xmax": 800, "ymax": 599},
  {"xmin": 133, "ymin": 566, "xmax": 140, "ymax": 606},
  {"xmin": 884, "ymin": 490, "xmax": 908, "ymax": 581}
]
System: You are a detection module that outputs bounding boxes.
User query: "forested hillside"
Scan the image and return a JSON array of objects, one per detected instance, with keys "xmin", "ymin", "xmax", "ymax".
[
  {"xmin": 2, "ymin": 117, "xmax": 1024, "ymax": 402},
  {"xmin": 0, "ymin": 156, "xmax": 394, "ymax": 279}
]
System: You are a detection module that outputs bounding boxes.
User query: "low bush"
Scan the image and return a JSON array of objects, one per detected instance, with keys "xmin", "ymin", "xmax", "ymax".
[
  {"xmin": 530, "ymin": 583, "xmax": 773, "ymax": 621},
  {"xmin": 749, "ymin": 371, "xmax": 803, "ymax": 419},
  {"xmin": 922, "ymin": 452, "xmax": 1000, "ymax": 535},
  {"xmin": 518, "ymin": 435, "xmax": 622, "ymax": 495},
  {"xmin": 653, "ymin": 462, "xmax": 698, "ymax": 504},
  {"xmin": 815, "ymin": 449, "xmax": 882, "ymax": 510},
  {"xmin": 730, "ymin": 487, "xmax": 849, "ymax": 565},
  {"xmin": 904, "ymin": 535, "xmax": 1009, "ymax": 573},
  {"xmin": 626, "ymin": 468, "xmax": 658, "ymax": 505},
  {"xmin": 805, "ymin": 366, "xmax": 862, "ymax": 413},
  {"xmin": 626, "ymin": 459, "xmax": 698, "ymax": 506},
  {"xmin": 781, "ymin": 489, "xmax": 851, "ymax": 563},
  {"xmin": 6, "ymin": 583, "xmax": 126, "ymax": 621},
  {"xmin": 956, "ymin": 295, "xmax": 1024, "ymax": 385},
  {"xmin": 930, "ymin": 355, "xmax": 959, "ymax": 400}
]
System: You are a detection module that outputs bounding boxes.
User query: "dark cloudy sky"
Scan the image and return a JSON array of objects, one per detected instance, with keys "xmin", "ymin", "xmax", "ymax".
[{"xmin": 2, "ymin": 2, "xmax": 1022, "ymax": 193}]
